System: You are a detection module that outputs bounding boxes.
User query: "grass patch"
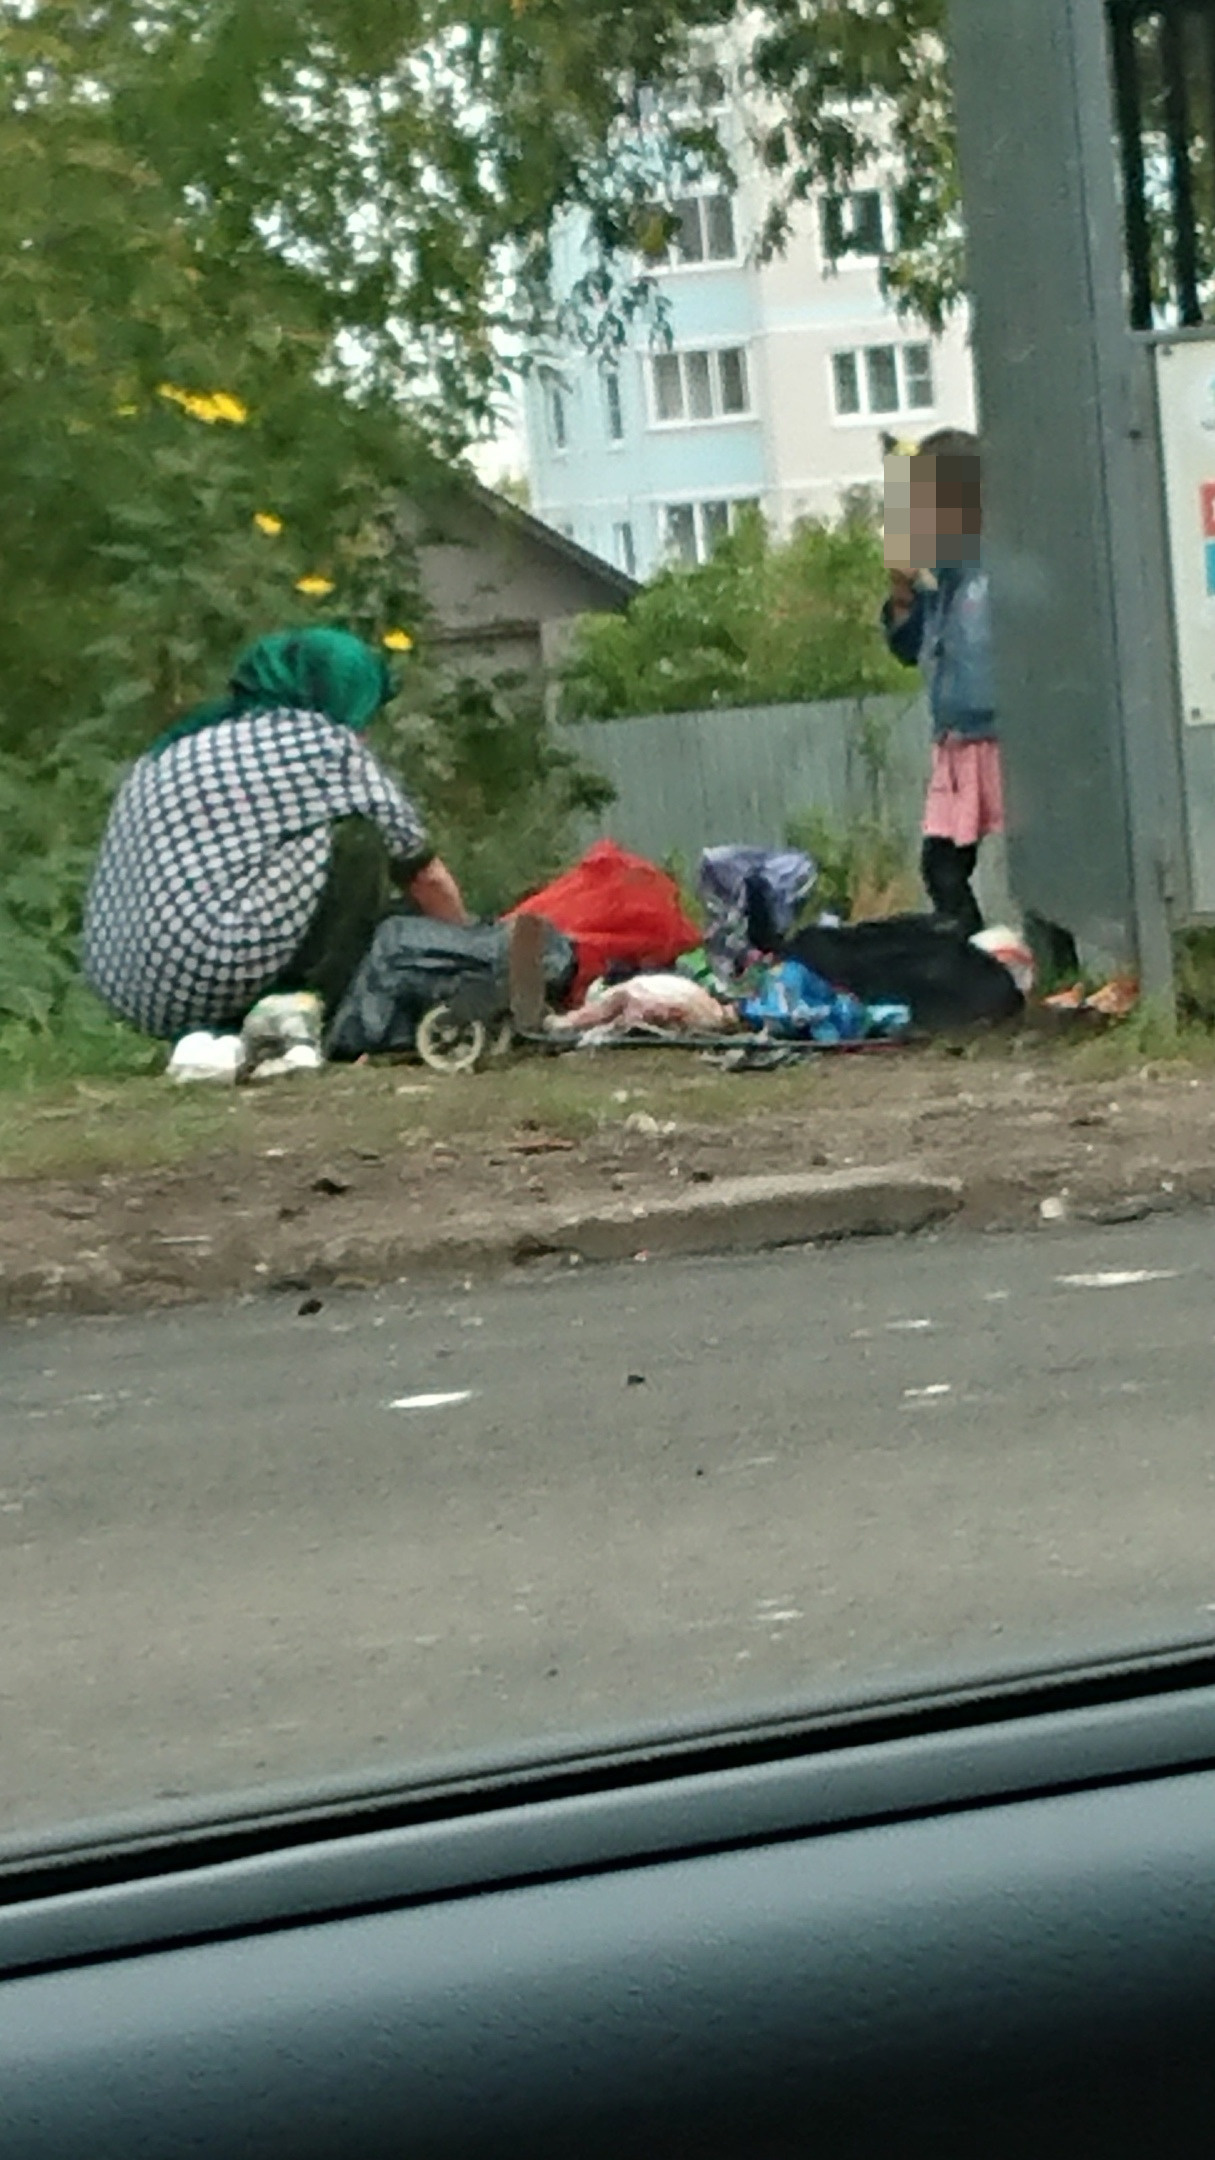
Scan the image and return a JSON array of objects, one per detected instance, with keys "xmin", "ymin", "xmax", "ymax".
[
  {"xmin": 0, "ymin": 1046, "xmax": 832, "ymax": 1184},
  {"xmin": 0, "ymin": 990, "xmax": 163, "ymax": 1096},
  {"xmin": 1060, "ymin": 1000, "xmax": 1215, "ymax": 1081}
]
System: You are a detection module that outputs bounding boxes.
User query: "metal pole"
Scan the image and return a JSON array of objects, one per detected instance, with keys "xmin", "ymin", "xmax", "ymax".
[{"xmin": 947, "ymin": 0, "xmax": 1185, "ymax": 995}]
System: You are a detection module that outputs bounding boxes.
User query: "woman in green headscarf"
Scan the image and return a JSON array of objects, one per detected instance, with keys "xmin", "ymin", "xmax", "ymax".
[{"xmin": 82, "ymin": 628, "xmax": 469, "ymax": 1040}]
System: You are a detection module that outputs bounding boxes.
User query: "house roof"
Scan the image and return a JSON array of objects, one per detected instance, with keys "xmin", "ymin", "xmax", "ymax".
[{"xmin": 457, "ymin": 475, "xmax": 640, "ymax": 606}]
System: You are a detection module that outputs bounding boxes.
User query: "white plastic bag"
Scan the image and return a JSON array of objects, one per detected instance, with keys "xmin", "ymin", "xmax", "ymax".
[{"xmin": 166, "ymin": 1032, "xmax": 243, "ymax": 1084}]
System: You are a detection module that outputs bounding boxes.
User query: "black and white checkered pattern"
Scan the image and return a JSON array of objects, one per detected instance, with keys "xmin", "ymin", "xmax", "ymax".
[{"xmin": 82, "ymin": 708, "xmax": 428, "ymax": 1038}]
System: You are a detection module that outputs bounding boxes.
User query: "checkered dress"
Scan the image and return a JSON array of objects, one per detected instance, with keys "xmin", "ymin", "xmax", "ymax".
[{"xmin": 82, "ymin": 707, "xmax": 429, "ymax": 1038}]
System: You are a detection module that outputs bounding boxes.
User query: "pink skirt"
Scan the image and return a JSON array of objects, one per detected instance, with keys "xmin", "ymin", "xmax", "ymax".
[{"xmin": 922, "ymin": 737, "xmax": 1004, "ymax": 846}]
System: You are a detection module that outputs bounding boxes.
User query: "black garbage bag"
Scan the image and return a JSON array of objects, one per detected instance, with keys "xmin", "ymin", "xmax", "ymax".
[
  {"xmin": 325, "ymin": 916, "xmax": 577, "ymax": 1061},
  {"xmin": 746, "ymin": 909, "xmax": 1023, "ymax": 1034}
]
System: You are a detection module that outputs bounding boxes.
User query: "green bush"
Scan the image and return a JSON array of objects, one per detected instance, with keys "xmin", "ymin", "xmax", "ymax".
[
  {"xmin": 385, "ymin": 671, "xmax": 615, "ymax": 920},
  {"xmin": 560, "ymin": 509, "xmax": 905, "ymax": 720},
  {"xmin": 786, "ymin": 808, "xmax": 917, "ymax": 923}
]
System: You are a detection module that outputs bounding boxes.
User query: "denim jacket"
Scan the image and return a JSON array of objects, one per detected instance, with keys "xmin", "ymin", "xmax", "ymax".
[{"xmin": 881, "ymin": 563, "xmax": 997, "ymax": 742}]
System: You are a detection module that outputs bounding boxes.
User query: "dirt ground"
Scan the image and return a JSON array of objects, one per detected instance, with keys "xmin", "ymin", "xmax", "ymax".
[{"xmin": 4, "ymin": 1029, "xmax": 1215, "ymax": 1315}]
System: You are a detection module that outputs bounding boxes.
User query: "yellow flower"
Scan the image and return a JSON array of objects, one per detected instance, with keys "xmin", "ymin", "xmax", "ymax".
[
  {"xmin": 207, "ymin": 391, "xmax": 248, "ymax": 426},
  {"xmin": 116, "ymin": 402, "xmax": 139, "ymax": 418},
  {"xmin": 382, "ymin": 628, "xmax": 413, "ymax": 652},
  {"xmin": 296, "ymin": 574, "xmax": 335, "ymax": 597},
  {"xmin": 157, "ymin": 383, "xmax": 249, "ymax": 425},
  {"xmin": 254, "ymin": 511, "xmax": 284, "ymax": 536}
]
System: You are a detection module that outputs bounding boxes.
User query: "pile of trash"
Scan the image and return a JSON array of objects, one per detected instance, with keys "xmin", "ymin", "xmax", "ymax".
[
  {"xmin": 163, "ymin": 836, "xmax": 1048, "ymax": 1081},
  {"xmin": 522, "ymin": 841, "xmax": 1033, "ymax": 1056},
  {"xmin": 166, "ymin": 993, "xmax": 325, "ymax": 1086}
]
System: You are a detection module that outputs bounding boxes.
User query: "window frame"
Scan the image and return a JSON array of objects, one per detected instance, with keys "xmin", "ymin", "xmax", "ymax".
[
  {"xmin": 827, "ymin": 341, "xmax": 938, "ymax": 425},
  {"xmin": 659, "ymin": 494, "xmax": 762, "ymax": 565},
  {"xmin": 602, "ymin": 366, "xmax": 625, "ymax": 445},
  {"xmin": 819, "ymin": 186, "xmax": 888, "ymax": 265},
  {"xmin": 540, "ymin": 371, "xmax": 570, "ymax": 455},
  {"xmin": 647, "ymin": 344, "xmax": 753, "ymax": 429},
  {"xmin": 612, "ymin": 520, "xmax": 637, "ymax": 577},
  {"xmin": 653, "ymin": 191, "xmax": 740, "ymax": 272}
]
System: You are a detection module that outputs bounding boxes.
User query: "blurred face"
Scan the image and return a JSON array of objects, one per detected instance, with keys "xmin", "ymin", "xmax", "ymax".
[{"xmin": 884, "ymin": 453, "xmax": 981, "ymax": 569}]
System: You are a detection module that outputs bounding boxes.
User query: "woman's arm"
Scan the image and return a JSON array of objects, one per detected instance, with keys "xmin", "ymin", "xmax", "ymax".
[
  {"xmin": 881, "ymin": 570, "xmax": 927, "ymax": 668},
  {"xmin": 396, "ymin": 855, "xmax": 470, "ymax": 925}
]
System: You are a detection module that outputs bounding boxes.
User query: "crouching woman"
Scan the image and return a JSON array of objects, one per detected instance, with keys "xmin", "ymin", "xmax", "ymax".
[{"xmin": 82, "ymin": 628, "xmax": 468, "ymax": 1038}]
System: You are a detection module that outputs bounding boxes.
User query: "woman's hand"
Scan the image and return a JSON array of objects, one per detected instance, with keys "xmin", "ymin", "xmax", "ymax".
[
  {"xmin": 406, "ymin": 857, "xmax": 470, "ymax": 925},
  {"xmin": 887, "ymin": 567, "xmax": 918, "ymax": 622}
]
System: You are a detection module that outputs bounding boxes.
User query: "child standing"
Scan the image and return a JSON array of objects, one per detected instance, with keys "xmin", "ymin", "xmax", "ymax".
[{"xmin": 881, "ymin": 427, "xmax": 1003, "ymax": 941}]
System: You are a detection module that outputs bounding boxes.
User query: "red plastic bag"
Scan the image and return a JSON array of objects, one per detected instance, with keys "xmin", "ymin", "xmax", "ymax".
[{"xmin": 508, "ymin": 841, "xmax": 700, "ymax": 1001}]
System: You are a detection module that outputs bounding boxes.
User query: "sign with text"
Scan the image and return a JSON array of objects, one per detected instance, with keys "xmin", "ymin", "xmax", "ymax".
[{"xmin": 1155, "ymin": 341, "xmax": 1215, "ymax": 724}]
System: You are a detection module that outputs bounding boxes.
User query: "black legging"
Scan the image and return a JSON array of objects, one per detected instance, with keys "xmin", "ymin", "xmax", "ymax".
[
  {"xmin": 921, "ymin": 835, "xmax": 983, "ymax": 940},
  {"xmin": 272, "ymin": 817, "xmax": 411, "ymax": 1018}
]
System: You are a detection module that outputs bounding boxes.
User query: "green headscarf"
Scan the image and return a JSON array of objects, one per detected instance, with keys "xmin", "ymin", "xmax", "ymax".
[{"xmin": 149, "ymin": 628, "xmax": 393, "ymax": 756}]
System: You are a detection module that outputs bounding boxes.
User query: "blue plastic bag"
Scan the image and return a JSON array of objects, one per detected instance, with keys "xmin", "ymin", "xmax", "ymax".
[{"xmin": 739, "ymin": 961, "xmax": 910, "ymax": 1045}]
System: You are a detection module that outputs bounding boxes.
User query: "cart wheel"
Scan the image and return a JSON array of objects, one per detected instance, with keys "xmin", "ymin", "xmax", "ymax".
[{"xmin": 416, "ymin": 1004, "xmax": 488, "ymax": 1074}]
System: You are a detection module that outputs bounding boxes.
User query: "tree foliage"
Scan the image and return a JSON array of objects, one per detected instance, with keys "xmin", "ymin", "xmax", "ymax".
[
  {"xmin": 560, "ymin": 511, "xmax": 905, "ymax": 720},
  {"xmin": 0, "ymin": 0, "xmax": 958, "ymax": 1056}
]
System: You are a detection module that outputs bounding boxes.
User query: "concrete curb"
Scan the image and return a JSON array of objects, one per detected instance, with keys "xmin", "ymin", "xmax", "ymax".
[
  {"xmin": 500, "ymin": 1166, "xmax": 964, "ymax": 1267},
  {"xmin": 303, "ymin": 1167, "xmax": 963, "ymax": 1283},
  {"xmin": 0, "ymin": 1167, "xmax": 963, "ymax": 1319}
]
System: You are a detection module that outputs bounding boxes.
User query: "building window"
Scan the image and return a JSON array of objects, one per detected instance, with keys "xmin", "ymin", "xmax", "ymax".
[
  {"xmin": 602, "ymin": 367, "xmax": 624, "ymax": 443},
  {"xmin": 613, "ymin": 520, "xmax": 637, "ymax": 576},
  {"xmin": 650, "ymin": 345, "xmax": 750, "ymax": 424},
  {"xmin": 659, "ymin": 193, "xmax": 738, "ymax": 267},
  {"xmin": 661, "ymin": 497, "xmax": 759, "ymax": 565},
  {"xmin": 820, "ymin": 188, "xmax": 886, "ymax": 260},
  {"xmin": 542, "ymin": 374, "xmax": 568, "ymax": 452},
  {"xmin": 830, "ymin": 342, "xmax": 936, "ymax": 419},
  {"xmin": 701, "ymin": 500, "xmax": 731, "ymax": 553},
  {"xmin": 902, "ymin": 341, "xmax": 935, "ymax": 410}
]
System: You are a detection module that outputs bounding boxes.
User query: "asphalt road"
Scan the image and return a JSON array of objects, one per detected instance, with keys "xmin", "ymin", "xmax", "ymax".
[{"xmin": 4, "ymin": 1216, "xmax": 1215, "ymax": 1841}]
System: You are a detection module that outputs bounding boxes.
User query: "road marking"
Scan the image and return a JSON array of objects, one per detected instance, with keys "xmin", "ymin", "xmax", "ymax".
[
  {"xmin": 1056, "ymin": 1269, "xmax": 1179, "ymax": 1290},
  {"xmin": 390, "ymin": 1391, "xmax": 473, "ymax": 1411}
]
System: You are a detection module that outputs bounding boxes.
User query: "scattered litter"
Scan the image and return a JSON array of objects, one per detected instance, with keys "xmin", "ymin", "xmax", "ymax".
[
  {"xmin": 625, "ymin": 1111, "xmax": 677, "ymax": 1137},
  {"xmin": 242, "ymin": 992, "xmax": 324, "ymax": 1080},
  {"xmin": 739, "ymin": 960, "xmax": 910, "ymax": 1046},
  {"xmin": 1039, "ymin": 1196, "xmax": 1069, "ymax": 1222},
  {"xmin": 903, "ymin": 1383, "xmax": 952, "ymax": 1401},
  {"xmin": 312, "ymin": 1172, "xmax": 351, "ymax": 1197},
  {"xmin": 971, "ymin": 925, "xmax": 1035, "ymax": 996},
  {"xmin": 886, "ymin": 1318, "xmax": 935, "ymax": 1332},
  {"xmin": 390, "ymin": 1391, "xmax": 473, "ymax": 1411},
  {"xmin": 626, "ymin": 1372, "xmax": 647, "ymax": 1387},
  {"xmin": 1056, "ymin": 1269, "xmax": 1179, "ymax": 1290},
  {"xmin": 509, "ymin": 1136, "xmax": 577, "ymax": 1155},
  {"xmin": 166, "ymin": 1032, "xmax": 242, "ymax": 1084},
  {"xmin": 550, "ymin": 972, "xmax": 733, "ymax": 1042},
  {"xmin": 297, "ymin": 1296, "xmax": 324, "ymax": 1317},
  {"xmin": 250, "ymin": 1043, "xmax": 322, "ymax": 1081},
  {"xmin": 699, "ymin": 846, "xmax": 815, "ymax": 985},
  {"xmin": 1043, "ymin": 975, "xmax": 1139, "ymax": 1018}
]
